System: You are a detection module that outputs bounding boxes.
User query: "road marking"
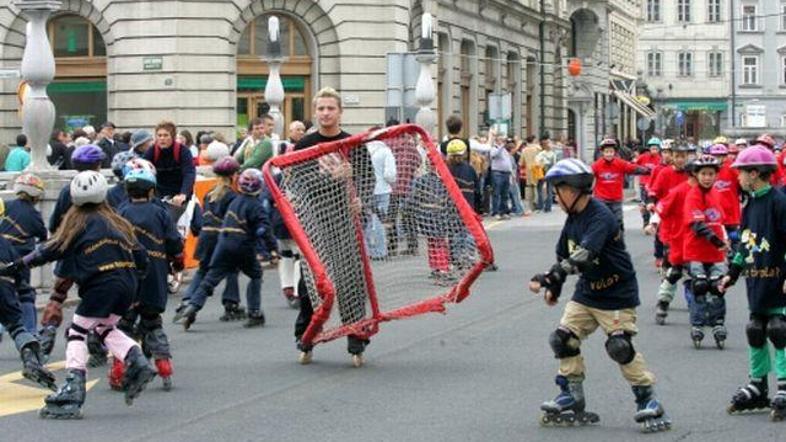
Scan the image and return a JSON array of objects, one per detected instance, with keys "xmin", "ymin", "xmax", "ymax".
[
  {"xmin": 0, "ymin": 361, "xmax": 98, "ymax": 418},
  {"xmin": 485, "ymin": 220, "xmax": 503, "ymax": 230}
]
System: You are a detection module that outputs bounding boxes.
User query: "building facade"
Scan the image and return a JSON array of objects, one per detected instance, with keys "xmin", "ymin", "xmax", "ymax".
[
  {"xmin": 0, "ymin": 0, "xmax": 572, "ymax": 144},
  {"xmin": 638, "ymin": 0, "xmax": 730, "ymax": 141},
  {"xmin": 567, "ymin": 0, "xmax": 651, "ymax": 161},
  {"xmin": 728, "ymin": 0, "xmax": 786, "ymax": 137}
]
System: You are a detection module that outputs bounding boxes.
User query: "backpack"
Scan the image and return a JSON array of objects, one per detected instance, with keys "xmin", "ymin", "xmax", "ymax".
[{"xmin": 153, "ymin": 142, "xmax": 183, "ymax": 164}]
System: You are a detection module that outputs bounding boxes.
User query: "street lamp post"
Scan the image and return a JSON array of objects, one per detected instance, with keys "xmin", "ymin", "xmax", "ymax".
[
  {"xmin": 414, "ymin": 13, "xmax": 437, "ymax": 138},
  {"xmin": 16, "ymin": 0, "xmax": 62, "ymax": 172},
  {"xmin": 264, "ymin": 16, "xmax": 285, "ymax": 140}
]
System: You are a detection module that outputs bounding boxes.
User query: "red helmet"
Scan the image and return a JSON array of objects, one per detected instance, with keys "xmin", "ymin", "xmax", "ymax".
[{"xmin": 756, "ymin": 134, "xmax": 776, "ymax": 149}]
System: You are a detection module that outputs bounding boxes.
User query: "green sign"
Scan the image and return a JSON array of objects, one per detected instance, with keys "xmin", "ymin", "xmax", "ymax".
[{"xmin": 143, "ymin": 57, "xmax": 163, "ymax": 71}]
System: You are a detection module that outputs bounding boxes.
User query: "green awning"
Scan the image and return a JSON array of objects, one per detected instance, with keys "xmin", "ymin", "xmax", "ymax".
[
  {"xmin": 48, "ymin": 81, "xmax": 107, "ymax": 93},
  {"xmin": 667, "ymin": 100, "xmax": 727, "ymax": 112},
  {"xmin": 238, "ymin": 76, "xmax": 305, "ymax": 92}
]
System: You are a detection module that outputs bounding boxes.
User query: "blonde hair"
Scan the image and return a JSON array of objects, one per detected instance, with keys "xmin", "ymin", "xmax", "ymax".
[
  {"xmin": 49, "ymin": 203, "xmax": 136, "ymax": 253},
  {"xmin": 207, "ymin": 176, "xmax": 234, "ymax": 203},
  {"xmin": 313, "ymin": 87, "xmax": 342, "ymax": 109}
]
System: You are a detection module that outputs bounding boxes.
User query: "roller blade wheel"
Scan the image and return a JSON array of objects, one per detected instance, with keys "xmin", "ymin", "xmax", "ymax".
[
  {"xmin": 539, "ymin": 411, "xmax": 600, "ymax": 427},
  {"xmin": 715, "ymin": 337, "xmax": 726, "ymax": 350},
  {"xmin": 21, "ymin": 354, "xmax": 57, "ymax": 391},
  {"xmin": 155, "ymin": 359, "xmax": 173, "ymax": 391},
  {"xmin": 691, "ymin": 327, "xmax": 704, "ymax": 349},
  {"xmin": 39, "ymin": 405, "xmax": 83, "ymax": 420},
  {"xmin": 640, "ymin": 414, "xmax": 672, "ymax": 433},
  {"xmin": 162, "ymin": 377, "xmax": 173, "ymax": 391},
  {"xmin": 167, "ymin": 273, "xmax": 182, "ymax": 294},
  {"xmin": 298, "ymin": 351, "xmax": 313, "ymax": 365},
  {"xmin": 727, "ymin": 403, "xmax": 770, "ymax": 415},
  {"xmin": 182, "ymin": 313, "xmax": 196, "ymax": 331},
  {"xmin": 770, "ymin": 408, "xmax": 786, "ymax": 422},
  {"xmin": 351, "ymin": 353, "xmax": 364, "ymax": 368},
  {"xmin": 124, "ymin": 366, "xmax": 156, "ymax": 406},
  {"xmin": 655, "ymin": 313, "xmax": 666, "ymax": 326}
]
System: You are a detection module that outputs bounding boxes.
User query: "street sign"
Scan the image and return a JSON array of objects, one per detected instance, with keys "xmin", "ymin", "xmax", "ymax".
[
  {"xmin": 637, "ymin": 117, "xmax": 651, "ymax": 131},
  {"xmin": 143, "ymin": 57, "xmax": 163, "ymax": 71},
  {"xmin": 488, "ymin": 93, "xmax": 511, "ymax": 120},
  {"xmin": 675, "ymin": 111, "xmax": 686, "ymax": 127}
]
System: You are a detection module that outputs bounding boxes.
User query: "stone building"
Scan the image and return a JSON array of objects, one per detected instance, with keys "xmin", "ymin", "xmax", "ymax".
[
  {"xmin": 638, "ymin": 0, "xmax": 730, "ymax": 140},
  {"xmin": 0, "ymin": 0, "xmax": 573, "ymax": 144},
  {"xmin": 566, "ymin": 0, "xmax": 651, "ymax": 160}
]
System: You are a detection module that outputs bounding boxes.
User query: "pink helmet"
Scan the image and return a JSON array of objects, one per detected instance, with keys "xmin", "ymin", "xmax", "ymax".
[
  {"xmin": 732, "ymin": 144, "xmax": 777, "ymax": 171},
  {"xmin": 756, "ymin": 133, "xmax": 776, "ymax": 149},
  {"xmin": 708, "ymin": 143, "xmax": 728, "ymax": 156}
]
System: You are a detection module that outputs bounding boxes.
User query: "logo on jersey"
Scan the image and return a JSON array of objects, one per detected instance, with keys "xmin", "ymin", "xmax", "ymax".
[
  {"xmin": 740, "ymin": 229, "xmax": 771, "ymax": 264},
  {"xmin": 600, "ymin": 172, "xmax": 619, "ymax": 181},
  {"xmin": 704, "ymin": 208, "xmax": 722, "ymax": 222},
  {"xmin": 714, "ymin": 180, "xmax": 731, "ymax": 191}
]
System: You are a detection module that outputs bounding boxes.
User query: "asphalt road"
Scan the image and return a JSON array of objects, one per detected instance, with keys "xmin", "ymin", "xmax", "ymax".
[{"xmin": 1, "ymin": 206, "xmax": 784, "ymax": 441}]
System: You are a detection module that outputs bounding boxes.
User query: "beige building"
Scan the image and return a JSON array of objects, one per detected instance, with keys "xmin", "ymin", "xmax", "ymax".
[{"xmin": 0, "ymin": 0, "xmax": 572, "ymax": 144}]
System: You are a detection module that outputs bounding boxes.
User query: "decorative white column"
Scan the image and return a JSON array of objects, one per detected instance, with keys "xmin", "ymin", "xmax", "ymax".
[
  {"xmin": 264, "ymin": 16, "xmax": 285, "ymax": 140},
  {"xmin": 414, "ymin": 13, "xmax": 437, "ymax": 137},
  {"xmin": 16, "ymin": 0, "xmax": 62, "ymax": 172}
]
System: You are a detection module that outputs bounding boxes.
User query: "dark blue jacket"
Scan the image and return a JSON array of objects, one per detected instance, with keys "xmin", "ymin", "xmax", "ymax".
[
  {"xmin": 118, "ymin": 200, "xmax": 182, "ymax": 312},
  {"xmin": 48, "ymin": 185, "xmax": 72, "ymax": 233},
  {"xmin": 107, "ymin": 184, "xmax": 128, "ymax": 209},
  {"xmin": 195, "ymin": 188, "xmax": 236, "ymax": 261},
  {"xmin": 31, "ymin": 213, "xmax": 147, "ymax": 317},
  {"xmin": 0, "ymin": 199, "xmax": 47, "ymax": 255},
  {"xmin": 0, "ymin": 235, "xmax": 23, "ymax": 326},
  {"xmin": 261, "ymin": 174, "xmax": 290, "ymax": 240},
  {"xmin": 448, "ymin": 162, "xmax": 480, "ymax": 210},
  {"xmin": 217, "ymin": 194, "xmax": 274, "ymax": 257},
  {"xmin": 143, "ymin": 143, "xmax": 196, "ymax": 199}
]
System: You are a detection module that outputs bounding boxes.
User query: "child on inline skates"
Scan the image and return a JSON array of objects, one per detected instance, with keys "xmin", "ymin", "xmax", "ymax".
[
  {"xmin": 111, "ymin": 168, "xmax": 183, "ymax": 391},
  {"xmin": 0, "ymin": 171, "xmax": 156, "ymax": 419},
  {"xmin": 0, "ymin": 173, "xmax": 47, "ymax": 332},
  {"xmin": 720, "ymin": 145, "xmax": 786, "ymax": 421},
  {"xmin": 682, "ymin": 155, "xmax": 729, "ymax": 349},
  {"xmin": 529, "ymin": 158, "xmax": 671, "ymax": 433}
]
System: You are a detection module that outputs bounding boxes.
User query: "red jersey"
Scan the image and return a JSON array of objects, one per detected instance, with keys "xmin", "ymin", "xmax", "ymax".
[
  {"xmin": 714, "ymin": 159, "xmax": 741, "ymax": 226},
  {"xmin": 774, "ymin": 152, "xmax": 786, "ymax": 187},
  {"xmin": 655, "ymin": 181, "xmax": 693, "ymax": 265},
  {"xmin": 647, "ymin": 162, "xmax": 669, "ymax": 195},
  {"xmin": 635, "ymin": 152, "xmax": 661, "ymax": 186},
  {"xmin": 649, "ymin": 166, "xmax": 689, "ymax": 202},
  {"xmin": 592, "ymin": 157, "xmax": 641, "ymax": 202},
  {"xmin": 682, "ymin": 186, "xmax": 726, "ymax": 263}
]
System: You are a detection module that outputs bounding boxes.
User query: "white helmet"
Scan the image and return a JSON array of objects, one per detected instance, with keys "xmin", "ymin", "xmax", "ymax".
[
  {"xmin": 205, "ymin": 141, "xmax": 230, "ymax": 162},
  {"xmin": 735, "ymin": 138, "xmax": 749, "ymax": 146},
  {"xmin": 70, "ymin": 171, "xmax": 108, "ymax": 206}
]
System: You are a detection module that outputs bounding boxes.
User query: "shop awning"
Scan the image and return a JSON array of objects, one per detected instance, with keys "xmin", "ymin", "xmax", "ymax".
[
  {"xmin": 667, "ymin": 100, "xmax": 727, "ymax": 112},
  {"xmin": 612, "ymin": 90, "xmax": 656, "ymax": 118},
  {"xmin": 237, "ymin": 76, "xmax": 305, "ymax": 92}
]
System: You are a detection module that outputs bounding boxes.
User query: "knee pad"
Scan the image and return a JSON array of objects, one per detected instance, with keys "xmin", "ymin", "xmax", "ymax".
[
  {"xmin": 548, "ymin": 327, "xmax": 581, "ymax": 359},
  {"xmin": 92, "ymin": 324, "xmax": 115, "ymax": 347},
  {"xmin": 746, "ymin": 315, "xmax": 768, "ymax": 348},
  {"xmin": 767, "ymin": 315, "xmax": 786, "ymax": 349},
  {"xmin": 692, "ymin": 276, "xmax": 709, "ymax": 298},
  {"xmin": 665, "ymin": 266, "xmax": 682, "ymax": 285},
  {"xmin": 67, "ymin": 322, "xmax": 89, "ymax": 343},
  {"xmin": 605, "ymin": 331, "xmax": 635, "ymax": 365}
]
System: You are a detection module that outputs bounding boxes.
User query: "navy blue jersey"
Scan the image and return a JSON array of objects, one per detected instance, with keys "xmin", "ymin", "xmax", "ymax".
[
  {"xmin": 261, "ymin": 174, "xmax": 290, "ymax": 240},
  {"xmin": 448, "ymin": 162, "xmax": 480, "ymax": 209},
  {"xmin": 143, "ymin": 143, "xmax": 196, "ymax": 199},
  {"xmin": 0, "ymin": 236, "xmax": 23, "ymax": 328},
  {"xmin": 736, "ymin": 187, "xmax": 786, "ymax": 314},
  {"xmin": 217, "ymin": 194, "xmax": 273, "ymax": 254},
  {"xmin": 35, "ymin": 212, "xmax": 144, "ymax": 317},
  {"xmin": 409, "ymin": 172, "xmax": 451, "ymax": 237},
  {"xmin": 107, "ymin": 184, "xmax": 128, "ymax": 209},
  {"xmin": 556, "ymin": 198, "xmax": 639, "ymax": 310},
  {"xmin": 195, "ymin": 188, "xmax": 236, "ymax": 261},
  {"xmin": 48, "ymin": 185, "xmax": 72, "ymax": 233},
  {"xmin": 0, "ymin": 199, "xmax": 47, "ymax": 255},
  {"xmin": 118, "ymin": 200, "xmax": 182, "ymax": 312}
]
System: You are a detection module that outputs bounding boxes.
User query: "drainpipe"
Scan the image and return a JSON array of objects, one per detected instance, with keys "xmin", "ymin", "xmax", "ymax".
[
  {"xmin": 730, "ymin": 0, "xmax": 736, "ymax": 129},
  {"xmin": 539, "ymin": 0, "xmax": 546, "ymax": 136}
]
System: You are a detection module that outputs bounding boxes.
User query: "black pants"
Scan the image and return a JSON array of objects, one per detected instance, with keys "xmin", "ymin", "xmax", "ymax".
[
  {"xmin": 386, "ymin": 194, "xmax": 418, "ymax": 255},
  {"xmin": 294, "ymin": 267, "xmax": 368, "ymax": 355}
]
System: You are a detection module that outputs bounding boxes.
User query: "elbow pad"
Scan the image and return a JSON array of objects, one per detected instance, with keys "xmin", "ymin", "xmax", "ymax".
[
  {"xmin": 560, "ymin": 246, "xmax": 596, "ymax": 274},
  {"xmin": 691, "ymin": 222, "xmax": 724, "ymax": 247}
]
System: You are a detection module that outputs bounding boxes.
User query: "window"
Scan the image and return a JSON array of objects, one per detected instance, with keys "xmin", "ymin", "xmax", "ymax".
[
  {"xmin": 709, "ymin": 51, "xmax": 723, "ymax": 77},
  {"xmin": 708, "ymin": 0, "xmax": 721, "ymax": 23},
  {"xmin": 782, "ymin": 56, "xmax": 786, "ymax": 85},
  {"xmin": 647, "ymin": 52, "xmax": 662, "ymax": 77},
  {"xmin": 678, "ymin": 52, "xmax": 693, "ymax": 76},
  {"xmin": 678, "ymin": 0, "xmax": 691, "ymax": 23},
  {"xmin": 743, "ymin": 56, "xmax": 759, "ymax": 85},
  {"xmin": 745, "ymin": 104, "xmax": 766, "ymax": 128},
  {"xmin": 742, "ymin": 5, "xmax": 757, "ymax": 31},
  {"xmin": 646, "ymin": 0, "xmax": 661, "ymax": 22},
  {"xmin": 781, "ymin": 115, "xmax": 786, "ymax": 128},
  {"xmin": 237, "ymin": 15, "xmax": 310, "ymax": 57},
  {"xmin": 48, "ymin": 14, "xmax": 106, "ymax": 58},
  {"xmin": 782, "ymin": 3, "xmax": 786, "ymax": 31}
]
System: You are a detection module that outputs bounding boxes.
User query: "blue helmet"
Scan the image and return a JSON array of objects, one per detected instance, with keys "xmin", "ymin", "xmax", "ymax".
[
  {"xmin": 124, "ymin": 168, "xmax": 157, "ymax": 192},
  {"xmin": 545, "ymin": 158, "xmax": 594, "ymax": 192},
  {"xmin": 71, "ymin": 144, "xmax": 106, "ymax": 166},
  {"xmin": 111, "ymin": 150, "xmax": 137, "ymax": 178},
  {"xmin": 646, "ymin": 137, "xmax": 662, "ymax": 148}
]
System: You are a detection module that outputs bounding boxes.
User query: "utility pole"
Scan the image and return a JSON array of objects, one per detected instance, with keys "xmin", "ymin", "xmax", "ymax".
[
  {"xmin": 730, "ymin": 0, "xmax": 737, "ymax": 129},
  {"xmin": 539, "ymin": 0, "xmax": 546, "ymax": 137}
]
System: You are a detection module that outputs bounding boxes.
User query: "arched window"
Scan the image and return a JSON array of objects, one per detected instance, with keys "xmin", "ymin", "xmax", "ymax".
[
  {"xmin": 46, "ymin": 14, "xmax": 107, "ymax": 132},
  {"xmin": 236, "ymin": 14, "xmax": 313, "ymax": 134}
]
